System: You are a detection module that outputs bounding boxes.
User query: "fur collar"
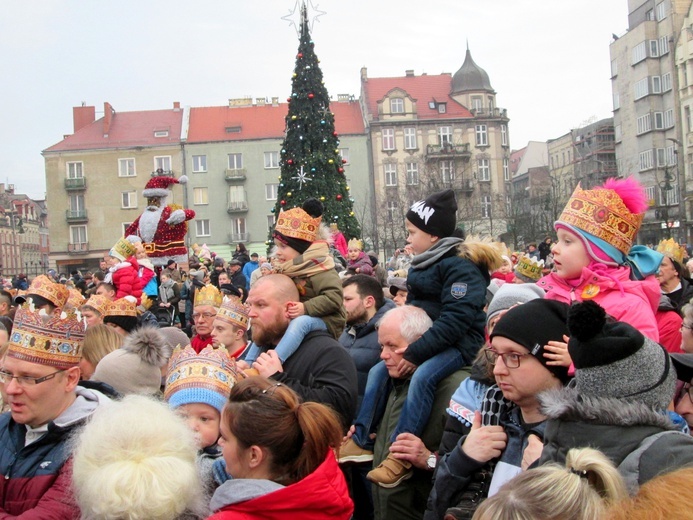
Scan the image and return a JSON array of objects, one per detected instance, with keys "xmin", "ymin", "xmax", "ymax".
[{"xmin": 539, "ymin": 386, "xmax": 675, "ymax": 431}]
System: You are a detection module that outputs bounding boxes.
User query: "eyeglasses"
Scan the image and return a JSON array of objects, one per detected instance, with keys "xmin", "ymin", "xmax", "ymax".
[
  {"xmin": 679, "ymin": 383, "xmax": 693, "ymax": 404},
  {"xmin": 0, "ymin": 369, "xmax": 65, "ymax": 386},
  {"xmin": 484, "ymin": 348, "xmax": 530, "ymax": 369},
  {"xmin": 682, "ymin": 323, "xmax": 693, "ymax": 331},
  {"xmin": 192, "ymin": 312, "xmax": 217, "ymax": 321}
]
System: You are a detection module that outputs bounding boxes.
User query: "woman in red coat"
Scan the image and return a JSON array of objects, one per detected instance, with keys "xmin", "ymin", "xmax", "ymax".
[{"xmin": 208, "ymin": 378, "xmax": 353, "ymax": 520}]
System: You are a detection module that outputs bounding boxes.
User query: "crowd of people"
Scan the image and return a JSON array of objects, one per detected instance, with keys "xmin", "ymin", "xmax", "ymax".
[{"xmin": 3, "ymin": 178, "xmax": 693, "ymax": 519}]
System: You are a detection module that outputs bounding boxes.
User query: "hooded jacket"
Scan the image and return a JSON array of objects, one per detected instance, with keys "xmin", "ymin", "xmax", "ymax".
[
  {"xmin": 109, "ymin": 257, "xmax": 142, "ymax": 303},
  {"xmin": 208, "ymin": 452, "xmax": 353, "ymax": 520},
  {"xmin": 0, "ymin": 386, "xmax": 111, "ymax": 518}
]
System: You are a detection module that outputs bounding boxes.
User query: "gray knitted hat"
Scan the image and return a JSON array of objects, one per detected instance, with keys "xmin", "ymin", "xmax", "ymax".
[
  {"xmin": 567, "ymin": 301, "xmax": 676, "ymax": 410},
  {"xmin": 486, "ymin": 283, "xmax": 545, "ymax": 326}
]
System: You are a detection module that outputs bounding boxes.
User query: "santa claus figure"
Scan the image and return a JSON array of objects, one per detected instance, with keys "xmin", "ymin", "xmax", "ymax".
[{"xmin": 124, "ymin": 172, "xmax": 195, "ymax": 267}]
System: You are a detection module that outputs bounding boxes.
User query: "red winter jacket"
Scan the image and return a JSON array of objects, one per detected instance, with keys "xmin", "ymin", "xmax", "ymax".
[
  {"xmin": 111, "ymin": 257, "xmax": 142, "ymax": 302},
  {"xmin": 208, "ymin": 452, "xmax": 353, "ymax": 520}
]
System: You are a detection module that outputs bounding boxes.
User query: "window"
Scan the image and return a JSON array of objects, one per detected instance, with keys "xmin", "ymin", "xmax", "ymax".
[
  {"xmin": 192, "ymin": 155, "xmax": 207, "ymax": 173},
  {"xmin": 660, "ymin": 186, "xmax": 679, "ymax": 206},
  {"xmin": 122, "ymin": 223, "xmax": 133, "ymax": 235},
  {"xmin": 339, "ymin": 148, "xmax": 350, "ymax": 164},
  {"xmin": 686, "ymin": 106, "xmax": 691, "ymax": 132},
  {"xmin": 477, "ymin": 159, "xmax": 490, "ymax": 181},
  {"xmin": 611, "ymin": 59, "xmax": 618, "ymax": 77},
  {"xmin": 475, "ymin": 124, "xmax": 488, "ymax": 146},
  {"xmin": 634, "ymin": 78, "xmax": 649, "ymax": 100},
  {"xmin": 481, "ymin": 195, "xmax": 491, "ymax": 218},
  {"xmin": 390, "ymin": 98, "xmax": 404, "ymax": 114},
  {"xmin": 155, "ymin": 156, "xmax": 171, "ymax": 172},
  {"xmin": 645, "ymin": 186, "xmax": 656, "ymax": 205},
  {"xmin": 667, "ymin": 145, "xmax": 677, "ymax": 165},
  {"xmin": 613, "ymin": 92, "xmax": 620, "ymax": 110},
  {"xmin": 67, "ymin": 162, "xmax": 83, "ymax": 179},
  {"xmin": 503, "ymin": 158, "xmax": 510, "ymax": 181},
  {"xmin": 659, "ymin": 36, "xmax": 670, "ymax": 55},
  {"xmin": 154, "ymin": 130, "xmax": 169, "ymax": 138},
  {"xmin": 662, "ymin": 72, "xmax": 672, "ymax": 92},
  {"xmin": 652, "ymin": 76, "xmax": 662, "ymax": 93},
  {"xmin": 69, "ymin": 194, "xmax": 84, "ymax": 212},
  {"xmin": 404, "ymin": 128, "xmax": 417, "ymax": 150},
  {"xmin": 382, "ymin": 128, "xmax": 395, "ymax": 150},
  {"xmin": 196, "ymin": 219, "xmax": 210, "ymax": 237},
  {"xmin": 647, "ymin": 8, "xmax": 655, "ymax": 20},
  {"xmin": 640, "ymin": 149, "xmax": 654, "ymax": 171},
  {"xmin": 657, "ymin": 148, "xmax": 667, "ymax": 167},
  {"xmin": 632, "ymin": 41, "xmax": 647, "ymax": 65},
  {"xmin": 615, "ymin": 124, "xmax": 622, "ymax": 142},
  {"xmin": 384, "ymin": 163, "xmax": 398, "ymax": 186},
  {"xmin": 501, "ymin": 125, "xmax": 508, "ymax": 146},
  {"xmin": 684, "ymin": 64, "xmax": 689, "ymax": 88},
  {"xmin": 193, "ymin": 187, "xmax": 208, "ymax": 205},
  {"xmin": 664, "ymin": 108, "xmax": 674, "ymax": 128},
  {"xmin": 264, "ymin": 151, "xmax": 279, "ymax": 169},
  {"xmin": 649, "ymin": 40, "xmax": 659, "ymax": 57},
  {"xmin": 228, "ymin": 185, "xmax": 245, "ymax": 205},
  {"xmin": 121, "ymin": 191, "xmax": 137, "ymax": 209},
  {"xmin": 656, "ymin": 2, "xmax": 666, "ymax": 21},
  {"xmin": 406, "ymin": 162, "xmax": 419, "ymax": 185},
  {"xmin": 231, "ymin": 218, "xmax": 247, "ymax": 236},
  {"xmin": 441, "ymin": 161, "xmax": 455, "ymax": 183},
  {"xmin": 70, "ymin": 225, "xmax": 87, "ymax": 244},
  {"xmin": 439, "ymin": 126, "xmax": 452, "ymax": 145},
  {"xmin": 228, "ymin": 153, "xmax": 243, "ymax": 169},
  {"xmin": 387, "ymin": 201, "xmax": 398, "ymax": 221},
  {"xmin": 265, "ymin": 183, "xmax": 278, "ymax": 200},
  {"xmin": 118, "ymin": 158, "xmax": 135, "ymax": 177},
  {"xmin": 267, "ymin": 215, "xmax": 276, "ymax": 229},
  {"xmin": 471, "ymin": 96, "xmax": 483, "ymax": 111},
  {"xmin": 637, "ymin": 114, "xmax": 652, "ymax": 135},
  {"xmin": 438, "ymin": 103, "xmax": 447, "ymax": 114}
]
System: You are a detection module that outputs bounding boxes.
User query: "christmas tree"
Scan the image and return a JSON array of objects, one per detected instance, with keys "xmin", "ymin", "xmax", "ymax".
[{"xmin": 272, "ymin": 3, "xmax": 360, "ymax": 240}]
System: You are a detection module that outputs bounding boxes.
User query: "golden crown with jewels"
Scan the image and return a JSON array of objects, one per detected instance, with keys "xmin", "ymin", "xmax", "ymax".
[
  {"xmin": 194, "ymin": 284, "xmax": 222, "ymax": 308},
  {"xmin": 27, "ymin": 275, "xmax": 69, "ymax": 309},
  {"xmin": 274, "ymin": 206, "xmax": 321, "ymax": 243}
]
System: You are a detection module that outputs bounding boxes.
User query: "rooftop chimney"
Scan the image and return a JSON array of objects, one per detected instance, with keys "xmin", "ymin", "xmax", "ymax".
[
  {"xmin": 405, "ymin": 70, "xmax": 415, "ymax": 77},
  {"xmin": 73, "ymin": 104, "xmax": 96, "ymax": 133},
  {"xmin": 103, "ymin": 102, "xmax": 115, "ymax": 137},
  {"xmin": 173, "ymin": 101, "xmax": 181, "ymax": 111}
]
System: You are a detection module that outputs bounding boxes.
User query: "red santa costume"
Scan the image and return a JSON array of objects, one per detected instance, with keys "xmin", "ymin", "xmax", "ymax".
[{"xmin": 125, "ymin": 174, "xmax": 195, "ymax": 267}]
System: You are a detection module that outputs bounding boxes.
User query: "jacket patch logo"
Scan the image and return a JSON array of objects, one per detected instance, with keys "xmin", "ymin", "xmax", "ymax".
[
  {"xmin": 451, "ymin": 283, "xmax": 467, "ymax": 299},
  {"xmin": 39, "ymin": 461, "xmax": 52, "ymax": 469}
]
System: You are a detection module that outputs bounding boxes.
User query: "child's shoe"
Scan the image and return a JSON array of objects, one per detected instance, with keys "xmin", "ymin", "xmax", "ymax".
[
  {"xmin": 366, "ymin": 453, "xmax": 413, "ymax": 488},
  {"xmin": 338, "ymin": 438, "xmax": 374, "ymax": 464}
]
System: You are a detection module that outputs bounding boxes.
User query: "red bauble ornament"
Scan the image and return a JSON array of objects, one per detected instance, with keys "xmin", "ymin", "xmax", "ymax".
[
  {"xmin": 338, "ymin": 167, "xmax": 344, "ymax": 173},
  {"xmin": 342, "ymin": 159, "xmax": 347, "ymax": 164},
  {"xmin": 287, "ymin": 97, "xmax": 291, "ymax": 102},
  {"xmin": 308, "ymin": 93, "xmax": 314, "ymax": 99},
  {"xmin": 333, "ymin": 131, "xmax": 338, "ymax": 137},
  {"xmin": 336, "ymin": 194, "xmax": 343, "ymax": 201},
  {"xmin": 280, "ymin": 200, "xmax": 286, "ymax": 206},
  {"xmin": 287, "ymin": 159, "xmax": 294, "ymax": 165},
  {"xmin": 298, "ymin": 53, "xmax": 303, "ymax": 58}
]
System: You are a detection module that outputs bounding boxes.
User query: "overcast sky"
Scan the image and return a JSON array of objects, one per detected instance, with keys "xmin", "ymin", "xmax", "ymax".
[{"xmin": 1, "ymin": 1, "xmax": 627, "ymax": 200}]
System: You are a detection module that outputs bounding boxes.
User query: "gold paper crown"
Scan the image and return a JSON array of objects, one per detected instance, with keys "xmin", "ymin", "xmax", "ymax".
[
  {"xmin": 8, "ymin": 303, "xmax": 86, "ymax": 369},
  {"xmin": 109, "ymin": 237, "xmax": 137, "ymax": 261},
  {"xmin": 164, "ymin": 344, "xmax": 238, "ymax": 407},
  {"xmin": 80, "ymin": 294, "xmax": 111, "ymax": 316},
  {"xmin": 216, "ymin": 296, "xmax": 249, "ymax": 330},
  {"xmin": 558, "ymin": 183, "xmax": 644, "ymax": 256},
  {"xmin": 348, "ymin": 238, "xmax": 363, "ymax": 251},
  {"xmin": 27, "ymin": 275, "xmax": 69, "ymax": 309},
  {"xmin": 656, "ymin": 238, "xmax": 686, "ymax": 264},
  {"xmin": 514, "ymin": 255, "xmax": 545, "ymax": 281},
  {"xmin": 194, "ymin": 284, "xmax": 222, "ymax": 308},
  {"xmin": 65, "ymin": 289, "xmax": 85, "ymax": 310},
  {"xmin": 104, "ymin": 298, "xmax": 137, "ymax": 317},
  {"xmin": 274, "ymin": 207, "xmax": 321, "ymax": 243}
]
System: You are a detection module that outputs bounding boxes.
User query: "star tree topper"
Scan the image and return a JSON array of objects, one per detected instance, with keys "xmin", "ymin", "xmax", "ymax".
[{"xmin": 281, "ymin": 0, "xmax": 326, "ymax": 35}]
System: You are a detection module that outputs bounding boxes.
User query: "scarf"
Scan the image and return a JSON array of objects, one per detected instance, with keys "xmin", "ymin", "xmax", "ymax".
[
  {"xmin": 410, "ymin": 237, "xmax": 464, "ymax": 270},
  {"xmin": 159, "ymin": 278, "xmax": 176, "ymax": 303},
  {"xmin": 277, "ymin": 241, "xmax": 335, "ymax": 279}
]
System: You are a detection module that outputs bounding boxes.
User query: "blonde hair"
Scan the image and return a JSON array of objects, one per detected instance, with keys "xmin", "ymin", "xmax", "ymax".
[
  {"xmin": 71, "ymin": 395, "xmax": 207, "ymax": 520},
  {"xmin": 81, "ymin": 324, "xmax": 123, "ymax": 368},
  {"xmin": 473, "ymin": 448, "xmax": 628, "ymax": 520}
]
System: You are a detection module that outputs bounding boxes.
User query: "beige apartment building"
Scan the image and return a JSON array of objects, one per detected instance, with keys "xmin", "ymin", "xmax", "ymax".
[{"xmin": 676, "ymin": 0, "xmax": 693, "ymax": 244}]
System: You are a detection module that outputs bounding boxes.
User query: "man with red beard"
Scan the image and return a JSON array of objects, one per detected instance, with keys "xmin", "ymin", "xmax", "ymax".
[{"xmin": 246, "ymin": 274, "xmax": 358, "ymax": 430}]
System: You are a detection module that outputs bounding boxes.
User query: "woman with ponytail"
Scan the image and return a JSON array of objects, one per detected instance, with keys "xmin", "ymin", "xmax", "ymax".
[
  {"xmin": 472, "ymin": 447, "xmax": 628, "ymax": 520},
  {"xmin": 208, "ymin": 377, "xmax": 353, "ymax": 520}
]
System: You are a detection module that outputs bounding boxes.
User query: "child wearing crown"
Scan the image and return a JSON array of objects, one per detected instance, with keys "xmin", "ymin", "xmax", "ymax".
[
  {"xmin": 165, "ymin": 344, "xmax": 238, "ymax": 495},
  {"xmin": 104, "ymin": 238, "xmax": 142, "ymax": 303},
  {"xmin": 241, "ymin": 199, "xmax": 345, "ymax": 370},
  {"xmin": 346, "ymin": 238, "xmax": 374, "ymax": 276}
]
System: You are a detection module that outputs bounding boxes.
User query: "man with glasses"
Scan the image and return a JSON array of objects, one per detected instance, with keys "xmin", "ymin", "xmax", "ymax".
[
  {"xmin": 191, "ymin": 284, "xmax": 222, "ymax": 353},
  {"xmin": 672, "ymin": 353, "xmax": 693, "ymax": 430},
  {"xmin": 427, "ymin": 299, "xmax": 570, "ymax": 520},
  {"xmin": 0, "ymin": 303, "xmax": 110, "ymax": 517}
]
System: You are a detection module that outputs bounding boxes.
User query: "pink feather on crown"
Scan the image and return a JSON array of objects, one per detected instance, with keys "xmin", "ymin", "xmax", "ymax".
[{"xmin": 601, "ymin": 177, "xmax": 648, "ymax": 214}]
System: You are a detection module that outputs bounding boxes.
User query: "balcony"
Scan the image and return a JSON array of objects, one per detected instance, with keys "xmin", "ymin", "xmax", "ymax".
[
  {"xmin": 470, "ymin": 107, "xmax": 508, "ymax": 118},
  {"xmin": 65, "ymin": 177, "xmax": 86, "ymax": 190},
  {"xmin": 67, "ymin": 242, "xmax": 89, "ymax": 254},
  {"xmin": 227, "ymin": 200, "xmax": 249, "ymax": 213},
  {"xmin": 228, "ymin": 232, "xmax": 250, "ymax": 243},
  {"xmin": 425, "ymin": 143, "xmax": 471, "ymax": 161},
  {"xmin": 65, "ymin": 209, "xmax": 88, "ymax": 222},
  {"xmin": 457, "ymin": 179, "xmax": 474, "ymax": 193},
  {"xmin": 225, "ymin": 168, "xmax": 247, "ymax": 181}
]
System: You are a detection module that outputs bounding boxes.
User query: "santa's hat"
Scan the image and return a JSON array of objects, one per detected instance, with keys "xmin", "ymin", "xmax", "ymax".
[{"xmin": 143, "ymin": 173, "xmax": 188, "ymax": 199}]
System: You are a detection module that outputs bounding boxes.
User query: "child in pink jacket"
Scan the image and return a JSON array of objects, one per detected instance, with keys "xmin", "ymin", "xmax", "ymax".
[{"xmin": 537, "ymin": 177, "xmax": 663, "ymax": 342}]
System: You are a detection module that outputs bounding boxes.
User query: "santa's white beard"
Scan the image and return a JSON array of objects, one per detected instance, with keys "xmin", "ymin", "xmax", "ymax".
[{"xmin": 139, "ymin": 205, "xmax": 163, "ymax": 243}]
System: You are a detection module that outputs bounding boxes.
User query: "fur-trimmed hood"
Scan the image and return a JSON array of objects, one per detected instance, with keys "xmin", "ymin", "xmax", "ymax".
[
  {"xmin": 457, "ymin": 236, "xmax": 504, "ymax": 273},
  {"xmin": 539, "ymin": 386, "xmax": 675, "ymax": 431}
]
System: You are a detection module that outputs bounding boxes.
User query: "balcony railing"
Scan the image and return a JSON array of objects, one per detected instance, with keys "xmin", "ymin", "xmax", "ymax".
[
  {"xmin": 225, "ymin": 168, "xmax": 247, "ymax": 181},
  {"xmin": 67, "ymin": 242, "xmax": 89, "ymax": 254},
  {"xmin": 64, "ymin": 177, "xmax": 86, "ymax": 190},
  {"xmin": 425, "ymin": 143, "xmax": 471, "ymax": 161},
  {"xmin": 470, "ymin": 107, "xmax": 508, "ymax": 118},
  {"xmin": 458, "ymin": 179, "xmax": 474, "ymax": 193},
  {"xmin": 65, "ymin": 209, "xmax": 88, "ymax": 222},
  {"xmin": 228, "ymin": 232, "xmax": 250, "ymax": 243},
  {"xmin": 227, "ymin": 200, "xmax": 249, "ymax": 213}
]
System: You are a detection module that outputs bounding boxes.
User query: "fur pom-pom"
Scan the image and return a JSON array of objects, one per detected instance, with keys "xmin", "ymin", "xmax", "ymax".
[
  {"xmin": 567, "ymin": 300, "xmax": 606, "ymax": 341},
  {"xmin": 302, "ymin": 198, "xmax": 324, "ymax": 218},
  {"xmin": 602, "ymin": 176, "xmax": 648, "ymax": 214},
  {"xmin": 121, "ymin": 327, "xmax": 171, "ymax": 367},
  {"xmin": 178, "ymin": 175, "xmax": 188, "ymax": 185}
]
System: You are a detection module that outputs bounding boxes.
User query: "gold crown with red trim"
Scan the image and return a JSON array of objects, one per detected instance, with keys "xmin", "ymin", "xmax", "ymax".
[
  {"xmin": 558, "ymin": 183, "xmax": 644, "ymax": 256},
  {"xmin": 274, "ymin": 207, "xmax": 321, "ymax": 243},
  {"xmin": 65, "ymin": 289, "xmax": 85, "ymax": 310},
  {"xmin": 194, "ymin": 284, "xmax": 222, "ymax": 308},
  {"xmin": 216, "ymin": 296, "xmax": 249, "ymax": 331},
  {"xmin": 104, "ymin": 298, "xmax": 137, "ymax": 317},
  {"xmin": 27, "ymin": 275, "xmax": 69, "ymax": 309},
  {"xmin": 109, "ymin": 237, "xmax": 137, "ymax": 262},
  {"xmin": 348, "ymin": 238, "xmax": 363, "ymax": 251},
  {"xmin": 656, "ymin": 238, "xmax": 686, "ymax": 264},
  {"xmin": 80, "ymin": 294, "xmax": 111, "ymax": 316},
  {"xmin": 8, "ymin": 303, "xmax": 86, "ymax": 369},
  {"xmin": 514, "ymin": 255, "xmax": 544, "ymax": 282},
  {"xmin": 164, "ymin": 344, "xmax": 238, "ymax": 412}
]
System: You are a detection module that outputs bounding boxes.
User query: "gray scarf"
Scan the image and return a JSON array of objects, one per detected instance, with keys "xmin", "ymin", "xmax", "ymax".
[
  {"xmin": 159, "ymin": 278, "xmax": 175, "ymax": 303},
  {"xmin": 410, "ymin": 237, "xmax": 463, "ymax": 270}
]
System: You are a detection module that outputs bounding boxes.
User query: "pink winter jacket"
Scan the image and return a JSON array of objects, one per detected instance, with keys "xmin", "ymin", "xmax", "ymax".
[{"xmin": 537, "ymin": 265, "xmax": 660, "ymax": 342}]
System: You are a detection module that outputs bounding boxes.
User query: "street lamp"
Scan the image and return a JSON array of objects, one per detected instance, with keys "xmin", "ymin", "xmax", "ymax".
[{"xmin": 657, "ymin": 165, "xmax": 677, "ymax": 239}]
